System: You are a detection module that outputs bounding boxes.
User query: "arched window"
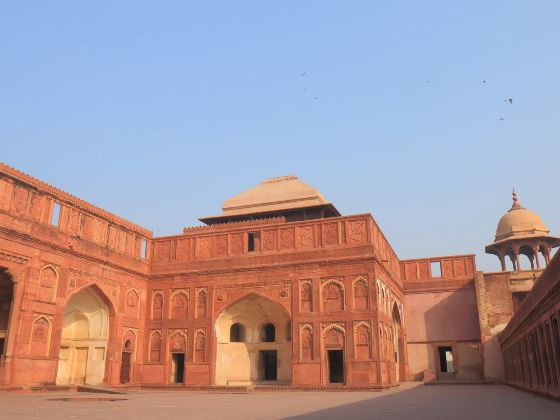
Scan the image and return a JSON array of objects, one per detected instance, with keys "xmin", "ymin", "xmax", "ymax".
[
  {"xmin": 261, "ymin": 323, "xmax": 275, "ymax": 342},
  {"xmin": 124, "ymin": 339, "xmax": 132, "ymax": 350},
  {"xmin": 230, "ymin": 323, "xmax": 245, "ymax": 342}
]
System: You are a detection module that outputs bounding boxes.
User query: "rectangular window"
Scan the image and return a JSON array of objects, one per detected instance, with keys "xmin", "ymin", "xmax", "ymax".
[
  {"xmin": 248, "ymin": 232, "xmax": 260, "ymax": 252},
  {"xmin": 51, "ymin": 203, "xmax": 61, "ymax": 226},
  {"xmin": 431, "ymin": 261, "xmax": 441, "ymax": 277},
  {"xmin": 141, "ymin": 239, "xmax": 147, "ymax": 259}
]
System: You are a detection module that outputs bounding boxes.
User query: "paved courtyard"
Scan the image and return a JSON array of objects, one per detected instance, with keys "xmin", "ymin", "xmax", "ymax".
[{"xmin": 0, "ymin": 383, "xmax": 558, "ymax": 420}]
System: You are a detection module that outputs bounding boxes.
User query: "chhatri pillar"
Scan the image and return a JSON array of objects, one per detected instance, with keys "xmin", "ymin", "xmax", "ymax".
[{"xmin": 485, "ymin": 190, "xmax": 560, "ymax": 272}]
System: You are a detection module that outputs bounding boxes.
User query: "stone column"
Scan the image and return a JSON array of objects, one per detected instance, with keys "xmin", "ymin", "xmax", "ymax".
[
  {"xmin": 533, "ymin": 245, "xmax": 541, "ymax": 270},
  {"xmin": 498, "ymin": 252, "xmax": 507, "ymax": 272}
]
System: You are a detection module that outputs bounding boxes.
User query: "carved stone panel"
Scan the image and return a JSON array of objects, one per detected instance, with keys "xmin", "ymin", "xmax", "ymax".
[
  {"xmin": 149, "ymin": 331, "xmax": 162, "ymax": 362},
  {"xmin": 196, "ymin": 237, "xmax": 212, "ymax": 259},
  {"xmin": 214, "ymin": 235, "xmax": 228, "ymax": 256},
  {"xmin": 0, "ymin": 179, "xmax": 13, "ymax": 210},
  {"xmin": 176, "ymin": 239, "xmax": 190, "ymax": 261},
  {"xmin": 323, "ymin": 223, "xmax": 338, "ymax": 246},
  {"xmin": 230, "ymin": 233, "xmax": 243, "ymax": 255},
  {"xmin": 347, "ymin": 220, "xmax": 367, "ymax": 243},
  {"xmin": 262, "ymin": 230, "xmax": 277, "ymax": 252},
  {"xmin": 297, "ymin": 226, "xmax": 314, "ymax": 248},
  {"xmin": 279, "ymin": 228, "xmax": 295, "ymax": 250},
  {"xmin": 12, "ymin": 186, "xmax": 28, "ymax": 215},
  {"xmin": 154, "ymin": 241, "xmax": 170, "ymax": 262},
  {"xmin": 300, "ymin": 326, "xmax": 313, "ymax": 360},
  {"xmin": 29, "ymin": 317, "xmax": 50, "ymax": 357},
  {"xmin": 29, "ymin": 193, "xmax": 43, "ymax": 221}
]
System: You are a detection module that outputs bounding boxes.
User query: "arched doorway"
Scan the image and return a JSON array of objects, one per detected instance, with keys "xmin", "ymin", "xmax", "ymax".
[
  {"xmin": 392, "ymin": 302, "xmax": 405, "ymax": 382},
  {"xmin": 56, "ymin": 286, "xmax": 110, "ymax": 385},
  {"xmin": 214, "ymin": 293, "xmax": 292, "ymax": 386},
  {"xmin": 0, "ymin": 269, "xmax": 14, "ymax": 362}
]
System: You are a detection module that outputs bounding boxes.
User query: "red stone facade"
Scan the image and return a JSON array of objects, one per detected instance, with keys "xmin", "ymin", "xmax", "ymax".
[
  {"xmin": 1, "ymin": 163, "xmax": 558, "ymax": 396},
  {"xmin": 0, "ymin": 164, "xmax": 406, "ymax": 389}
]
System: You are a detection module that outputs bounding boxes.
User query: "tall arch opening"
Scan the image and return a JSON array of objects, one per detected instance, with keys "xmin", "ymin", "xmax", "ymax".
[
  {"xmin": 0, "ymin": 269, "xmax": 14, "ymax": 362},
  {"xmin": 56, "ymin": 286, "xmax": 110, "ymax": 385},
  {"xmin": 214, "ymin": 293, "xmax": 291, "ymax": 386},
  {"xmin": 392, "ymin": 302, "xmax": 405, "ymax": 382}
]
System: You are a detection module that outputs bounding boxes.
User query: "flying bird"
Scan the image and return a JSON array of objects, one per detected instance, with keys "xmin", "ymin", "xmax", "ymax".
[
  {"xmin": 499, "ymin": 117, "xmax": 504, "ymax": 121},
  {"xmin": 301, "ymin": 72, "xmax": 306, "ymax": 77},
  {"xmin": 505, "ymin": 98, "xmax": 513, "ymax": 104}
]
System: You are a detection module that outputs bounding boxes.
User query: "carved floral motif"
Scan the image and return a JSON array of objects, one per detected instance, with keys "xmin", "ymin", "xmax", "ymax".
[
  {"xmin": 347, "ymin": 220, "xmax": 367, "ymax": 243},
  {"xmin": 279, "ymin": 229, "xmax": 295, "ymax": 249}
]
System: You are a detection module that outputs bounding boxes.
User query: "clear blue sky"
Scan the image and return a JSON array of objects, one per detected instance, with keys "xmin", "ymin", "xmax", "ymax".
[{"xmin": 2, "ymin": 2, "xmax": 559, "ymax": 272}]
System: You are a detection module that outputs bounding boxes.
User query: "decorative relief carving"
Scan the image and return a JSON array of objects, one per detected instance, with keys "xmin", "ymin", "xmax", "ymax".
[
  {"xmin": 152, "ymin": 292, "xmax": 164, "ymax": 320},
  {"xmin": 29, "ymin": 316, "xmax": 50, "ymax": 357},
  {"xmin": 279, "ymin": 228, "xmax": 295, "ymax": 250},
  {"xmin": 196, "ymin": 237, "xmax": 212, "ymax": 259},
  {"xmin": 176, "ymin": 239, "xmax": 190, "ymax": 261},
  {"xmin": 300, "ymin": 325, "xmax": 313, "ymax": 360},
  {"xmin": 354, "ymin": 278, "xmax": 368, "ymax": 310},
  {"xmin": 12, "ymin": 186, "xmax": 28, "ymax": 215},
  {"xmin": 93, "ymin": 219, "xmax": 107, "ymax": 244},
  {"xmin": 347, "ymin": 220, "xmax": 367, "ymax": 243},
  {"xmin": 37, "ymin": 265, "xmax": 57, "ymax": 302},
  {"xmin": 125, "ymin": 232, "xmax": 134, "ymax": 255},
  {"xmin": 0, "ymin": 179, "xmax": 13, "ymax": 210},
  {"xmin": 355, "ymin": 322, "xmax": 371, "ymax": 360},
  {"xmin": 262, "ymin": 230, "xmax": 277, "ymax": 252},
  {"xmin": 125, "ymin": 289, "xmax": 140, "ymax": 318},
  {"xmin": 29, "ymin": 193, "xmax": 43, "ymax": 220},
  {"xmin": 323, "ymin": 325, "xmax": 345, "ymax": 348},
  {"xmin": 118, "ymin": 230, "xmax": 127, "ymax": 253},
  {"xmin": 297, "ymin": 226, "xmax": 314, "ymax": 248},
  {"xmin": 0, "ymin": 250, "xmax": 28, "ymax": 265},
  {"xmin": 169, "ymin": 331, "xmax": 187, "ymax": 352},
  {"xmin": 154, "ymin": 241, "xmax": 170, "ymax": 262},
  {"xmin": 149, "ymin": 331, "xmax": 162, "ymax": 362},
  {"xmin": 69, "ymin": 209, "xmax": 81, "ymax": 235},
  {"xmin": 194, "ymin": 329, "xmax": 206, "ymax": 362},
  {"xmin": 230, "ymin": 233, "xmax": 243, "ymax": 254},
  {"xmin": 170, "ymin": 290, "xmax": 189, "ymax": 319},
  {"xmin": 323, "ymin": 223, "xmax": 338, "ymax": 246},
  {"xmin": 214, "ymin": 235, "xmax": 228, "ymax": 256},
  {"xmin": 196, "ymin": 289, "xmax": 207, "ymax": 319},
  {"xmin": 322, "ymin": 280, "xmax": 344, "ymax": 312},
  {"xmin": 82, "ymin": 216, "xmax": 95, "ymax": 241},
  {"xmin": 300, "ymin": 281, "xmax": 313, "ymax": 312}
]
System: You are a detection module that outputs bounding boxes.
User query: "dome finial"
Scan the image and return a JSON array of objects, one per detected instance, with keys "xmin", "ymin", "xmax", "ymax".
[{"xmin": 510, "ymin": 188, "xmax": 523, "ymax": 211}]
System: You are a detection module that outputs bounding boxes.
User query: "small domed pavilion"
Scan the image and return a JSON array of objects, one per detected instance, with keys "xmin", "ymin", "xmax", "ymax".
[{"xmin": 485, "ymin": 190, "xmax": 560, "ymax": 271}]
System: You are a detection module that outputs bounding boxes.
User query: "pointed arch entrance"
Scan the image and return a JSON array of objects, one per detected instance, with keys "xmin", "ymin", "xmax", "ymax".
[
  {"xmin": 392, "ymin": 302, "xmax": 405, "ymax": 382},
  {"xmin": 0, "ymin": 269, "xmax": 14, "ymax": 363},
  {"xmin": 56, "ymin": 286, "xmax": 111, "ymax": 385},
  {"xmin": 214, "ymin": 293, "xmax": 292, "ymax": 386}
]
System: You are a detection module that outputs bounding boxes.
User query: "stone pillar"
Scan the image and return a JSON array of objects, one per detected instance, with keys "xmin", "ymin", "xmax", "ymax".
[
  {"xmin": 533, "ymin": 245, "xmax": 541, "ymax": 270},
  {"xmin": 498, "ymin": 253, "xmax": 507, "ymax": 272},
  {"xmin": 509, "ymin": 254, "xmax": 517, "ymax": 271}
]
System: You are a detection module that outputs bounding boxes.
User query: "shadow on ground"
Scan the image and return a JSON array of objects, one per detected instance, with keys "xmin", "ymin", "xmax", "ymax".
[{"xmin": 284, "ymin": 384, "xmax": 560, "ymax": 420}]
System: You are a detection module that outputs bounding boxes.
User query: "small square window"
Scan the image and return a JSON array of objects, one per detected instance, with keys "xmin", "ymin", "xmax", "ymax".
[{"xmin": 431, "ymin": 261, "xmax": 441, "ymax": 277}]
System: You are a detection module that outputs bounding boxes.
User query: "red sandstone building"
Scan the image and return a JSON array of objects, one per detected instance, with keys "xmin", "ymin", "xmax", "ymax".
[{"xmin": 0, "ymin": 163, "xmax": 558, "ymax": 395}]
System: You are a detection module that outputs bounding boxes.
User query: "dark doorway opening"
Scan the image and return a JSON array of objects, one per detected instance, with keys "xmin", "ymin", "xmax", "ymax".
[
  {"xmin": 438, "ymin": 346, "xmax": 454, "ymax": 373},
  {"xmin": 172, "ymin": 353, "xmax": 185, "ymax": 383},
  {"xmin": 120, "ymin": 352, "xmax": 132, "ymax": 384},
  {"xmin": 327, "ymin": 350, "xmax": 344, "ymax": 383},
  {"xmin": 260, "ymin": 350, "xmax": 277, "ymax": 380}
]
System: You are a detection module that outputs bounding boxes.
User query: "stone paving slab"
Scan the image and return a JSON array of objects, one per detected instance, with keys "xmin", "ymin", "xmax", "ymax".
[{"xmin": 0, "ymin": 383, "xmax": 558, "ymax": 420}]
